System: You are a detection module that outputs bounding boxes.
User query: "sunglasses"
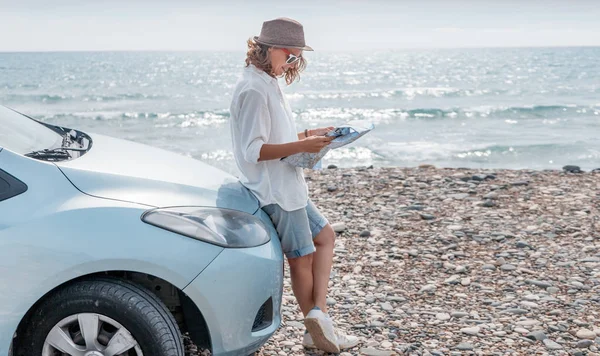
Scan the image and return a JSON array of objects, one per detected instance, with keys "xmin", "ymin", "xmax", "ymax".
[{"xmin": 281, "ymin": 48, "xmax": 302, "ymax": 65}]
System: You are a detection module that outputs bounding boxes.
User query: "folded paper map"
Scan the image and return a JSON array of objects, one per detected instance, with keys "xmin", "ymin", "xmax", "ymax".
[{"xmin": 282, "ymin": 121, "xmax": 374, "ymax": 169}]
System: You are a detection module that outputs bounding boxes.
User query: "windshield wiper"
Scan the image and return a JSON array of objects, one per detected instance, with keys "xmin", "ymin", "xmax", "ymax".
[
  {"xmin": 25, "ymin": 147, "xmax": 87, "ymax": 161},
  {"xmin": 25, "ymin": 128, "xmax": 90, "ymax": 162}
]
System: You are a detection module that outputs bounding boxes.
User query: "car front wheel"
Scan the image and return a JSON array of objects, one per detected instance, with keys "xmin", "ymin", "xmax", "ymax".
[{"xmin": 15, "ymin": 278, "xmax": 184, "ymax": 356}]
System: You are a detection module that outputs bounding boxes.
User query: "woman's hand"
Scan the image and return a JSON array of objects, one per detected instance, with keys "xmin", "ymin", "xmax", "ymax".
[
  {"xmin": 300, "ymin": 135, "xmax": 335, "ymax": 153},
  {"xmin": 310, "ymin": 126, "xmax": 335, "ymax": 136}
]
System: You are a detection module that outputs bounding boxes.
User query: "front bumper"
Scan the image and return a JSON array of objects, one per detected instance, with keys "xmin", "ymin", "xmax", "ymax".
[{"xmin": 182, "ymin": 209, "xmax": 284, "ymax": 356}]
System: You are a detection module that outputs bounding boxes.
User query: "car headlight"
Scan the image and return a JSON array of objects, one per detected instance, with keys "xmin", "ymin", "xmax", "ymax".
[{"xmin": 141, "ymin": 207, "xmax": 271, "ymax": 248}]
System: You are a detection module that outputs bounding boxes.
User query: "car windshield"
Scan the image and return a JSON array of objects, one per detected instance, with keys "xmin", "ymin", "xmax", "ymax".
[{"xmin": 0, "ymin": 106, "xmax": 63, "ymax": 154}]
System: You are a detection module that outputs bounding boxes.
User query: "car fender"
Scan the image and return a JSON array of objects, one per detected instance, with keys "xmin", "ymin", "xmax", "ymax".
[{"xmin": 0, "ymin": 149, "xmax": 223, "ymax": 354}]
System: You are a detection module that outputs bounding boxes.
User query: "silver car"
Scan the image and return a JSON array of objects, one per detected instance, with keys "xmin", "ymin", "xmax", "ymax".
[{"xmin": 0, "ymin": 105, "xmax": 284, "ymax": 356}]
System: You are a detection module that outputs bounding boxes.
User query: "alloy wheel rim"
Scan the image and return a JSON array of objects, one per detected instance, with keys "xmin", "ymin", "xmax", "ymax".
[{"xmin": 42, "ymin": 313, "xmax": 143, "ymax": 356}]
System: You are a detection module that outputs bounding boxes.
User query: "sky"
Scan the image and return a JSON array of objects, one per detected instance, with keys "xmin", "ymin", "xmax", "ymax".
[{"xmin": 1, "ymin": 0, "xmax": 600, "ymax": 52}]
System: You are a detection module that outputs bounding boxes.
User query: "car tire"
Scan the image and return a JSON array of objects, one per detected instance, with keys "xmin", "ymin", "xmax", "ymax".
[{"xmin": 14, "ymin": 277, "xmax": 184, "ymax": 356}]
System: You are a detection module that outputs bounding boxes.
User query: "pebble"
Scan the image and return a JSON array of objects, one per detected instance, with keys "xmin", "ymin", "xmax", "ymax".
[
  {"xmin": 502, "ymin": 308, "xmax": 528, "ymax": 315},
  {"xmin": 525, "ymin": 279, "xmax": 553, "ymax": 288},
  {"xmin": 455, "ymin": 343, "xmax": 474, "ymax": 351},
  {"xmin": 563, "ymin": 165, "xmax": 582, "ymax": 173},
  {"xmin": 516, "ymin": 241, "xmax": 533, "ymax": 249},
  {"xmin": 519, "ymin": 336, "xmax": 536, "ymax": 344},
  {"xmin": 576, "ymin": 328, "xmax": 597, "ymax": 340},
  {"xmin": 576, "ymin": 340, "xmax": 594, "ymax": 348},
  {"xmin": 526, "ymin": 330, "xmax": 547, "ymax": 341},
  {"xmin": 548, "ymin": 309, "xmax": 562, "ymax": 316},
  {"xmin": 388, "ymin": 296, "xmax": 406, "ymax": 302},
  {"xmin": 380, "ymin": 341, "xmax": 393, "ymax": 349},
  {"xmin": 520, "ymin": 301, "xmax": 539, "ymax": 308},
  {"xmin": 436, "ymin": 313, "xmax": 451, "ymax": 321},
  {"xmin": 484, "ymin": 192, "xmax": 499, "ymax": 200},
  {"xmin": 331, "ymin": 222, "xmax": 346, "ymax": 232},
  {"xmin": 287, "ymin": 321, "xmax": 304, "ymax": 328},
  {"xmin": 455, "ymin": 265, "xmax": 467, "ymax": 273},
  {"xmin": 359, "ymin": 348, "xmax": 395, "ymax": 356},
  {"xmin": 449, "ymin": 194, "xmax": 469, "ymax": 200},
  {"xmin": 571, "ymin": 281, "xmax": 585, "ymax": 289},
  {"xmin": 461, "ymin": 326, "xmax": 481, "ymax": 336},
  {"xmin": 360, "ymin": 230, "xmax": 371, "ymax": 237},
  {"xmin": 543, "ymin": 339, "xmax": 563, "ymax": 350},
  {"xmin": 481, "ymin": 200, "xmax": 497, "ymax": 208},
  {"xmin": 451, "ymin": 311, "xmax": 469, "ymax": 318},
  {"xmin": 380, "ymin": 302, "xmax": 394, "ymax": 312},
  {"xmin": 516, "ymin": 319, "xmax": 540, "ymax": 327},
  {"xmin": 500, "ymin": 264, "xmax": 517, "ymax": 271},
  {"xmin": 419, "ymin": 284, "xmax": 436, "ymax": 293}
]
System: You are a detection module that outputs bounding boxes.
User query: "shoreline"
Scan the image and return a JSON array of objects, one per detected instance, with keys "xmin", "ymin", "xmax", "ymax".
[{"xmin": 320, "ymin": 164, "xmax": 600, "ymax": 174}]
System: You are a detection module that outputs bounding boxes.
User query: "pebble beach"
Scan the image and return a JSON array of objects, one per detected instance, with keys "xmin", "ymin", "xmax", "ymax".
[{"xmin": 187, "ymin": 165, "xmax": 600, "ymax": 356}]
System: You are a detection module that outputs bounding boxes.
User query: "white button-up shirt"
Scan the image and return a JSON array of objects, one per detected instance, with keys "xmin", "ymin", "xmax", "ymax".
[{"xmin": 229, "ymin": 64, "xmax": 308, "ymax": 211}]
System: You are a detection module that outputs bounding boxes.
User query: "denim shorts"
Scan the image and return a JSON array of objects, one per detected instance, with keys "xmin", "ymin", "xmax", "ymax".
[{"xmin": 262, "ymin": 199, "xmax": 329, "ymax": 259}]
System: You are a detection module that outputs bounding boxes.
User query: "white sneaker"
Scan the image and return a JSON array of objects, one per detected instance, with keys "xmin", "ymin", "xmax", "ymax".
[
  {"xmin": 334, "ymin": 331, "xmax": 360, "ymax": 350},
  {"xmin": 304, "ymin": 309, "xmax": 340, "ymax": 353},
  {"xmin": 303, "ymin": 330, "xmax": 360, "ymax": 350}
]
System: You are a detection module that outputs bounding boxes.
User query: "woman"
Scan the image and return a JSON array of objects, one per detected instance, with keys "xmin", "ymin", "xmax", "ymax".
[{"xmin": 229, "ymin": 17, "xmax": 359, "ymax": 353}]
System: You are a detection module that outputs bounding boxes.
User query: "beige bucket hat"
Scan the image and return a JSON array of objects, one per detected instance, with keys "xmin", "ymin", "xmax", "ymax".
[{"xmin": 253, "ymin": 17, "xmax": 313, "ymax": 51}]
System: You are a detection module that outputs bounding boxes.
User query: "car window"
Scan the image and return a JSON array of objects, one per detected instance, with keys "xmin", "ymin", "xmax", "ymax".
[{"xmin": 0, "ymin": 106, "xmax": 63, "ymax": 154}]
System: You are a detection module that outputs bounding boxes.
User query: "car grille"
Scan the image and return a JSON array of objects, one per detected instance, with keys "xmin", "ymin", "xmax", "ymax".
[{"xmin": 252, "ymin": 297, "xmax": 273, "ymax": 332}]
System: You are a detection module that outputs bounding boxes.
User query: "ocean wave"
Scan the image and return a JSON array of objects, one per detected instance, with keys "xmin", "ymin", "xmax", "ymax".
[
  {"xmin": 1, "ymin": 94, "xmax": 74, "ymax": 103},
  {"xmin": 1, "ymin": 92, "xmax": 168, "ymax": 103},
  {"xmin": 0, "ymin": 83, "xmax": 41, "ymax": 90},
  {"xmin": 322, "ymin": 147, "xmax": 377, "ymax": 166},
  {"xmin": 457, "ymin": 143, "xmax": 593, "ymax": 155},
  {"xmin": 377, "ymin": 141, "xmax": 471, "ymax": 161},
  {"xmin": 81, "ymin": 93, "xmax": 168, "ymax": 102},
  {"xmin": 287, "ymin": 87, "xmax": 504, "ymax": 100},
  {"xmin": 294, "ymin": 104, "xmax": 600, "ymax": 122},
  {"xmin": 369, "ymin": 140, "xmax": 596, "ymax": 167},
  {"xmin": 39, "ymin": 110, "xmax": 230, "ymax": 127}
]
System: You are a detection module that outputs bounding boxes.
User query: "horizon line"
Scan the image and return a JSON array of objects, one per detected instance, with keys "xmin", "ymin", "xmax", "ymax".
[{"xmin": 1, "ymin": 44, "xmax": 600, "ymax": 54}]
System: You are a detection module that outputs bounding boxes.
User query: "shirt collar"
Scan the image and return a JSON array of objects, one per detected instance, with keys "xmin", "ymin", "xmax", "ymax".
[{"xmin": 247, "ymin": 64, "xmax": 277, "ymax": 84}]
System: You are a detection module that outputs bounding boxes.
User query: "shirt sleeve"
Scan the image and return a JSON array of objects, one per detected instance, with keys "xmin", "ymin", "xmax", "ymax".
[{"xmin": 235, "ymin": 89, "xmax": 271, "ymax": 164}]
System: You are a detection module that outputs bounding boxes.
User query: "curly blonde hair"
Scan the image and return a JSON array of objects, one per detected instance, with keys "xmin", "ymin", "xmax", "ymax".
[{"xmin": 244, "ymin": 38, "xmax": 307, "ymax": 85}]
